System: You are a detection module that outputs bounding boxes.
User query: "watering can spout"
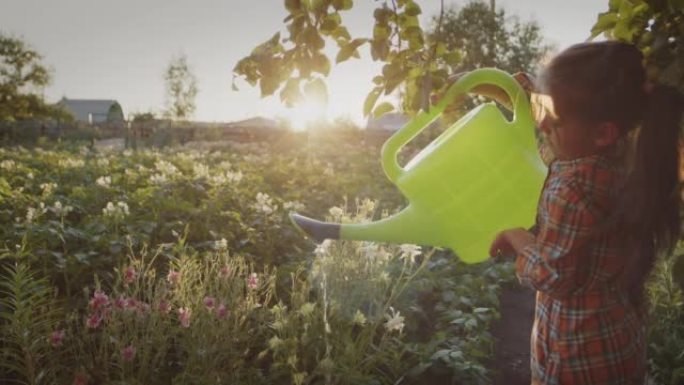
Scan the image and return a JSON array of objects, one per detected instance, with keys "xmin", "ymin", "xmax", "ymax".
[{"xmin": 290, "ymin": 205, "xmax": 444, "ymax": 247}]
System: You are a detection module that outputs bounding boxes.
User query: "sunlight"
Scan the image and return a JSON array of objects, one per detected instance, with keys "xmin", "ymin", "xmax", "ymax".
[{"xmin": 283, "ymin": 97, "xmax": 328, "ymax": 131}]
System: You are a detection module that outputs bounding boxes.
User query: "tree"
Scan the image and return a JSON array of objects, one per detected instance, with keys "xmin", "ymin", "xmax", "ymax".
[
  {"xmin": 163, "ymin": 54, "xmax": 198, "ymax": 121},
  {"xmin": 0, "ymin": 33, "xmax": 68, "ymax": 122},
  {"xmin": 590, "ymin": 0, "xmax": 684, "ymax": 92},
  {"xmin": 233, "ymin": 0, "xmax": 549, "ymax": 119}
]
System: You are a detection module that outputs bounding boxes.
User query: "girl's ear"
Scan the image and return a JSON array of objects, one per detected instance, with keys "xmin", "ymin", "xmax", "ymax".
[{"xmin": 593, "ymin": 121, "xmax": 620, "ymax": 147}]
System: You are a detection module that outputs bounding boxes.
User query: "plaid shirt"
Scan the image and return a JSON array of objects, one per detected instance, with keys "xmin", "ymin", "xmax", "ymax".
[{"xmin": 515, "ymin": 153, "xmax": 647, "ymax": 385}]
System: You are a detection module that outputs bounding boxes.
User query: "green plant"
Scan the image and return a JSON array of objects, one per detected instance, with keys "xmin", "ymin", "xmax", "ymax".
[{"xmin": 0, "ymin": 263, "xmax": 63, "ymax": 385}]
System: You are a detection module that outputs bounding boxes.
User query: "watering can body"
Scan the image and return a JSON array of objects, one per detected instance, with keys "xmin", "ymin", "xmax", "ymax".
[{"xmin": 290, "ymin": 68, "xmax": 547, "ymax": 263}]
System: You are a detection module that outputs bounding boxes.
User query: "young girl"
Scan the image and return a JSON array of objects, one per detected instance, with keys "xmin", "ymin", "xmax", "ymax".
[{"xmin": 489, "ymin": 41, "xmax": 683, "ymax": 384}]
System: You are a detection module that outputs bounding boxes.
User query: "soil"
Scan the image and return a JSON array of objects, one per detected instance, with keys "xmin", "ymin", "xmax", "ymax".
[{"xmin": 489, "ymin": 284, "xmax": 536, "ymax": 385}]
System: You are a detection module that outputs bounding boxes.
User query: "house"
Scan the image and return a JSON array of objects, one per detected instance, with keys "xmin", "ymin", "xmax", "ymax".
[
  {"xmin": 58, "ymin": 98, "xmax": 124, "ymax": 124},
  {"xmin": 365, "ymin": 112, "xmax": 409, "ymax": 132}
]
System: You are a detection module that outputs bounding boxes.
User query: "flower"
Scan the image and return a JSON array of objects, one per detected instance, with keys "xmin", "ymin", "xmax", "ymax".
[
  {"xmin": 399, "ymin": 244, "xmax": 422, "ymax": 264},
  {"xmin": 0, "ymin": 159, "xmax": 16, "ymax": 170},
  {"xmin": 314, "ymin": 239, "xmax": 332, "ymax": 258},
  {"xmin": 96, "ymin": 176, "xmax": 111, "ymax": 188},
  {"xmin": 214, "ymin": 238, "xmax": 228, "ymax": 250},
  {"xmin": 219, "ymin": 266, "xmax": 231, "ymax": 278},
  {"xmin": 178, "ymin": 307, "xmax": 191, "ymax": 328},
  {"xmin": 102, "ymin": 201, "xmax": 129, "ymax": 219},
  {"xmin": 123, "ymin": 266, "xmax": 136, "ymax": 284},
  {"xmin": 86, "ymin": 313, "xmax": 102, "ymax": 329},
  {"xmin": 40, "ymin": 182, "xmax": 57, "ymax": 196},
  {"xmin": 121, "ymin": 345, "xmax": 136, "ymax": 362},
  {"xmin": 216, "ymin": 303, "xmax": 228, "ymax": 318},
  {"xmin": 299, "ymin": 302, "xmax": 315, "ymax": 317},
  {"xmin": 89, "ymin": 290, "xmax": 109, "ymax": 311},
  {"xmin": 114, "ymin": 296, "xmax": 126, "ymax": 309},
  {"xmin": 50, "ymin": 329, "xmax": 65, "ymax": 347},
  {"xmin": 328, "ymin": 206, "xmax": 344, "ymax": 219},
  {"xmin": 72, "ymin": 372, "xmax": 89, "ymax": 385},
  {"xmin": 384, "ymin": 307, "xmax": 405, "ymax": 333},
  {"xmin": 247, "ymin": 273, "xmax": 259, "ymax": 290},
  {"xmin": 253, "ymin": 192, "xmax": 275, "ymax": 214},
  {"xmin": 352, "ymin": 310, "xmax": 367, "ymax": 326},
  {"xmin": 167, "ymin": 270, "xmax": 181, "ymax": 285},
  {"xmin": 283, "ymin": 200, "xmax": 305, "ymax": 212},
  {"xmin": 51, "ymin": 201, "xmax": 73, "ymax": 217},
  {"xmin": 203, "ymin": 296, "xmax": 215, "ymax": 310},
  {"xmin": 193, "ymin": 163, "xmax": 210, "ymax": 179},
  {"xmin": 158, "ymin": 300, "xmax": 171, "ymax": 314}
]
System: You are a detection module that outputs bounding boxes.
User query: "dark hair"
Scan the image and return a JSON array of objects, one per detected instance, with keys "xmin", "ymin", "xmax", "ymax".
[{"xmin": 541, "ymin": 41, "xmax": 683, "ymax": 302}]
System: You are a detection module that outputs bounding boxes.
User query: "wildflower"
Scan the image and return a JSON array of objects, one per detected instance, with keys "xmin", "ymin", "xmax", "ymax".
[
  {"xmin": 219, "ymin": 266, "xmax": 231, "ymax": 278},
  {"xmin": 96, "ymin": 176, "xmax": 111, "ymax": 188},
  {"xmin": 216, "ymin": 303, "xmax": 228, "ymax": 318},
  {"xmin": 193, "ymin": 163, "xmax": 210, "ymax": 179},
  {"xmin": 293, "ymin": 372, "xmax": 307, "ymax": 385},
  {"xmin": 328, "ymin": 206, "xmax": 344, "ymax": 219},
  {"xmin": 89, "ymin": 290, "xmax": 109, "ymax": 311},
  {"xmin": 26, "ymin": 202, "xmax": 47, "ymax": 223},
  {"xmin": 214, "ymin": 238, "xmax": 228, "ymax": 250},
  {"xmin": 178, "ymin": 307, "xmax": 191, "ymax": 328},
  {"xmin": 0, "ymin": 159, "xmax": 16, "ymax": 170},
  {"xmin": 123, "ymin": 149, "xmax": 133, "ymax": 157},
  {"xmin": 114, "ymin": 296, "xmax": 126, "ymax": 309},
  {"xmin": 283, "ymin": 200, "xmax": 305, "ymax": 212},
  {"xmin": 247, "ymin": 273, "xmax": 259, "ymax": 290},
  {"xmin": 203, "ymin": 296, "xmax": 216, "ymax": 310},
  {"xmin": 384, "ymin": 307, "xmax": 405, "ymax": 333},
  {"xmin": 299, "ymin": 302, "xmax": 315, "ymax": 317},
  {"xmin": 50, "ymin": 329, "xmax": 65, "ymax": 347},
  {"xmin": 121, "ymin": 345, "xmax": 136, "ymax": 362},
  {"xmin": 226, "ymin": 170, "xmax": 243, "ymax": 183},
  {"xmin": 167, "ymin": 270, "xmax": 181, "ymax": 285},
  {"xmin": 253, "ymin": 192, "xmax": 275, "ymax": 215},
  {"xmin": 51, "ymin": 201, "xmax": 73, "ymax": 217},
  {"xmin": 158, "ymin": 300, "xmax": 171, "ymax": 314},
  {"xmin": 40, "ymin": 182, "xmax": 57, "ymax": 196},
  {"xmin": 102, "ymin": 201, "xmax": 129, "ymax": 219},
  {"xmin": 27, "ymin": 172, "xmax": 34, "ymax": 179},
  {"xmin": 97, "ymin": 157, "xmax": 110, "ymax": 167},
  {"xmin": 150, "ymin": 173, "xmax": 167, "ymax": 184},
  {"xmin": 314, "ymin": 239, "xmax": 332, "ymax": 258},
  {"xmin": 86, "ymin": 313, "xmax": 102, "ymax": 329},
  {"xmin": 124, "ymin": 298, "xmax": 138, "ymax": 311},
  {"xmin": 123, "ymin": 266, "xmax": 136, "ymax": 284},
  {"xmin": 58, "ymin": 158, "xmax": 85, "ymax": 168},
  {"xmin": 399, "ymin": 244, "xmax": 422, "ymax": 264},
  {"xmin": 352, "ymin": 310, "xmax": 367, "ymax": 326}
]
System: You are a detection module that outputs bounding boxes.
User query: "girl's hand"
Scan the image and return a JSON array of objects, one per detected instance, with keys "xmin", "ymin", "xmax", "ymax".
[{"xmin": 489, "ymin": 227, "xmax": 536, "ymax": 259}]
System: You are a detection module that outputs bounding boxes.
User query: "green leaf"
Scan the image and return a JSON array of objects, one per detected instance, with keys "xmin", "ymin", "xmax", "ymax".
[
  {"xmin": 591, "ymin": 12, "xmax": 618, "ymax": 38},
  {"xmin": 304, "ymin": 27, "xmax": 325, "ymax": 50},
  {"xmin": 285, "ymin": 0, "xmax": 302, "ymax": 12},
  {"xmin": 332, "ymin": 0, "xmax": 352, "ymax": 10},
  {"xmin": 363, "ymin": 87, "xmax": 382, "ymax": 117},
  {"xmin": 332, "ymin": 26, "xmax": 351, "ymax": 41},
  {"xmin": 372, "ymin": 102, "xmax": 394, "ymax": 118},
  {"xmin": 335, "ymin": 38, "xmax": 366, "ymax": 63},
  {"xmin": 405, "ymin": 2, "xmax": 422, "ymax": 16},
  {"xmin": 259, "ymin": 75, "xmax": 280, "ymax": 97},
  {"xmin": 311, "ymin": 53, "xmax": 330, "ymax": 76}
]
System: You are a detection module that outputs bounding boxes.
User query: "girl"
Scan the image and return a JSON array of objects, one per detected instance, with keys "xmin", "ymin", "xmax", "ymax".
[{"xmin": 489, "ymin": 41, "xmax": 683, "ymax": 384}]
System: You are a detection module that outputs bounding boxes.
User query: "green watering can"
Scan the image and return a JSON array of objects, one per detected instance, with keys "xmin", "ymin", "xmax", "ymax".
[{"xmin": 290, "ymin": 68, "xmax": 547, "ymax": 263}]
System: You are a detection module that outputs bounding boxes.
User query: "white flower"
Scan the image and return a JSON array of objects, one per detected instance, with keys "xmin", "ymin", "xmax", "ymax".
[
  {"xmin": 122, "ymin": 149, "xmax": 133, "ymax": 157},
  {"xmin": 384, "ymin": 307, "xmax": 405, "ymax": 333},
  {"xmin": 102, "ymin": 201, "xmax": 129, "ymax": 219},
  {"xmin": 218, "ymin": 160, "xmax": 232, "ymax": 170},
  {"xmin": 226, "ymin": 170, "xmax": 243, "ymax": 183},
  {"xmin": 58, "ymin": 158, "xmax": 84, "ymax": 168},
  {"xmin": 96, "ymin": 158, "xmax": 110, "ymax": 167},
  {"xmin": 399, "ymin": 244, "xmax": 422, "ymax": 264},
  {"xmin": 96, "ymin": 176, "xmax": 111, "ymax": 188},
  {"xmin": 193, "ymin": 163, "xmax": 210, "ymax": 179},
  {"xmin": 51, "ymin": 201, "xmax": 73, "ymax": 217},
  {"xmin": 150, "ymin": 173, "xmax": 167, "ymax": 185},
  {"xmin": 253, "ymin": 192, "xmax": 275, "ymax": 215},
  {"xmin": 27, "ymin": 172, "xmax": 34, "ymax": 180},
  {"xmin": 0, "ymin": 160, "xmax": 16, "ymax": 170},
  {"xmin": 328, "ymin": 206, "xmax": 344, "ymax": 219},
  {"xmin": 26, "ymin": 202, "xmax": 47, "ymax": 223},
  {"xmin": 215, "ymin": 238, "xmax": 228, "ymax": 250},
  {"xmin": 352, "ymin": 309, "xmax": 367, "ymax": 326},
  {"xmin": 283, "ymin": 201, "xmax": 305, "ymax": 212},
  {"xmin": 40, "ymin": 183, "xmax": 57, "ymax": 196},
  {"xmin": 155, "ymin": 160, "xmax": 179, "ymax": 176},
  {"xmin": 314, "ymin": 239, "xmax": 332, "ymax": 258}
]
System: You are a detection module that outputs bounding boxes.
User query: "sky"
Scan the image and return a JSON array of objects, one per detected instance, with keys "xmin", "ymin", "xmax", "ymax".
[{"xmin": 1, "ymin": 0, "xmax": 609, "ymax": 126}]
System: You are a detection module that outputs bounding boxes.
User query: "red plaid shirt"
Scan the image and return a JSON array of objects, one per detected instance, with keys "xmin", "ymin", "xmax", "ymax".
[{"xmin": 515, "ymin": 153, "xmax": 647, "ymax": 385}]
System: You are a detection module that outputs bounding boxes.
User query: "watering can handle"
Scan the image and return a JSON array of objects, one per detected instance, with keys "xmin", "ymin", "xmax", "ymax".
[{"xmin": 380, "ymin": 68, "xmax": 533, "ymax": 184}]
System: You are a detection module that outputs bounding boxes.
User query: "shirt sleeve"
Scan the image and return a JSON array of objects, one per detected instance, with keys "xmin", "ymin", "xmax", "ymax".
[{"xmin": 515, "ymin": 180, "xmax": 597, "ymax": 297}]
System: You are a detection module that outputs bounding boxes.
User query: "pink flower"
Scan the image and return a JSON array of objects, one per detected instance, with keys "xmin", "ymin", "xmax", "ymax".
[
  {"xmin": 123, "ymin": 266, "xmax": 137, "ymax": 284},
  {"xmin": 125, "ymin": 298, "xmax": 138, "ymax": 311},
  {"xmin": 121, "ymin": 345, "xmax": 136, "ymax": 362},
  {"xmin": 216, "ymin": 303, "xmax": 228, "ymax": 318},
  {"xmin": 247, "ymin": 273, "xmax": 259, "ymax": 290},
  {"xmin": 114, "ymin": 295, "xmax": 126, "ymax": 309},
  {"xmin": 89, "ymin": 290, "xmax": 109, "ymax": 311},
  {"xmin": 178, "ymin": 307, "xmax": 191, "ymax": 328},
  {"xmin": 203, "ymin": 296, "xmax": 215, "ymax": 310},
  {"xmin": 86, "ymin": 313, "xmax": 102, "ymax": 329},
  {"xmin": 50, "ymin": 329, "xmax": 65, "ymax": 347},
  {"xmin": 72, "ymin": 372, "xmax": 89, "ymax": 385},
  {"xmin": 167, "ymin": 270, "xmax": 181, "ymax": 285},
  {"xmin": 219, "ymin": 266, "xmax": 231, "ymax": 278},
  {"xmin": 136, "ymin": 302, "xmax": 150, "ymax": 315},
  {"xmin": 158, "ymin": 300, "xmax": 171, "ymax": 314}
]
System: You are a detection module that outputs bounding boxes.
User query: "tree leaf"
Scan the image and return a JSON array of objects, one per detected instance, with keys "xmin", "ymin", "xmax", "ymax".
[
  {"xmin": 591, "ymin": 12, "xmax": 618, "ymax": 38},
  {"xmin": 372, "ymin": 102, "xmax": 394, "ymax": 118},
  {"xmin": 363, "ymin": 87, "xmax": 382, "ymax": 117},
  {"xmin": 311, "ymin": 53, "xmax": 331, "ymax": 76}
]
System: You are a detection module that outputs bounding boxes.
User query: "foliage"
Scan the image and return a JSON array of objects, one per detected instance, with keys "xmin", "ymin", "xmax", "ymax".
[
  {"xmin": 590, "ymin": 0, "xmax": 684, "ymax": 91},
  {"xmin": 163, "ymin": 54, "xmax": 198, "ymax": 121},
  {"xmin": 0, "ymin": 263, "xmax": 63, "ymax": 385},
  {"xmin": 233, "ymin": 0, "xmax": 549, "ymax": 119},
  {"xmin": 645, "ymin": 243, "xmax": 684, "ymax": 385},
  {"xmin": 0, "ymin": 33, "xmax": 70, "ymax": 123}
]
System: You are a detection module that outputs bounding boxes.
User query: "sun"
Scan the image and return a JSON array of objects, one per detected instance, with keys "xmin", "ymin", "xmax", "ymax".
[{"xmin": 284, "ymin": 97, "xmax": 328, "ymax": 131}]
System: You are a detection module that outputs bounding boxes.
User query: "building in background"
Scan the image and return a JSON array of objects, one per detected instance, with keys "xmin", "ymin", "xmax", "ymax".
[{"xmin": 58, "ymin": 98, "xmax": 124, "ymax": 124}]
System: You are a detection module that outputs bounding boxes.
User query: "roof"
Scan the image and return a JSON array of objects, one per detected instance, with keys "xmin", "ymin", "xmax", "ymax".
[
  {"xmin": 58, "ymin": 98, "xmax": 121, "ymax": 122},
  {"xmin": 366, "ymin": 112, "xmax": 409, "ymax": 131}
]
